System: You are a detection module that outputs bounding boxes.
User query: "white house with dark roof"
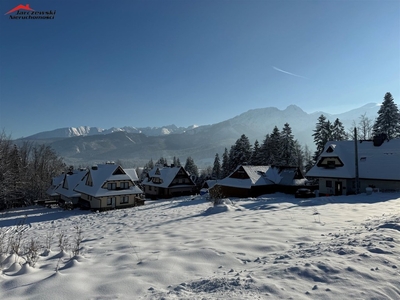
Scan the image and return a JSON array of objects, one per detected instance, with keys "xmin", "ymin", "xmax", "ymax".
[
  {"xmin": 54, "ymin": 170, "xmax": 86, "ymax": 206},
  {"xmin": 209, "ymin": 165, "xmax": 308, "ymax": 198},
  {"xmin": 142, "ymin": 165, "xmax": 196, "ymax": 199},
  {"xmin": 306, "ymin": 139, "xmax": 400, "ymax": 195},
  {"xmin": 73, "ymin": 163, "xmax": 144, "ymax": 210}
]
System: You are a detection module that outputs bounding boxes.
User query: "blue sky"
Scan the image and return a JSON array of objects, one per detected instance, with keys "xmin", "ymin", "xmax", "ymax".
[{"xmin": 0, "ymin": 0, "xmax": 399, "ymax": 139}]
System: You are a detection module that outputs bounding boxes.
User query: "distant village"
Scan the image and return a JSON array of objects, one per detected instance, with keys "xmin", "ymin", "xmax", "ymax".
[{"xmin": 1, "ymin": 92, "xmax": 399, "ymax": 211}]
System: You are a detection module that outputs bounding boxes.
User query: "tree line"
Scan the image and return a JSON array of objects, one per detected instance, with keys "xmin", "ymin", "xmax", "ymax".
[
  {"xmin": 0, "ymin": 131, "xmax": 66, "ymax": 209},
  {"xmin": 211, "ymin": 92, "xmax": 400, "ymax": 180},
  {"xmin": 209, "ymin": 123, "xmax": 313, "ymax": 180}
]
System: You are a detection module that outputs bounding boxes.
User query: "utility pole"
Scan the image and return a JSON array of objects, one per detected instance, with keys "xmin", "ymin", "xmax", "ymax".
[{"xmin": 354, "ymin": 127, "xmax": 359, "ymax": 194}]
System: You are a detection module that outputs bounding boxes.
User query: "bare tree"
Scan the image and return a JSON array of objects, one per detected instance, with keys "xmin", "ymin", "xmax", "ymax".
[
  {"xmin": 349, "ymin": 113, "xmax": 374, "ymax": 140},
  {"xmin": 358, "ymin": 113, "xmax": 373, "ymax": 140}
]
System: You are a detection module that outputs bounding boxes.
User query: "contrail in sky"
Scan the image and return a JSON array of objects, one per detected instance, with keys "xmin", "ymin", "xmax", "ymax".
[{"xmin": 272, "ymin": 66, "xmax": 308, "ymax": 79}]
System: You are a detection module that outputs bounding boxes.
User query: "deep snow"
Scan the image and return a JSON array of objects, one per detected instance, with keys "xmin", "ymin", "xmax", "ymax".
[{"xmin": 1, "ymin": 192, "xmax": 400, "ymax": 299}]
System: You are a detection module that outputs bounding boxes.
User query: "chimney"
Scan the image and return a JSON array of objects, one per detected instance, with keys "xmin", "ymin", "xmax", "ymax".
[
  {"xmin": 373, "ymin": 133, "xmax": 387, "ymax": 147},
  {"xmin": 91, "ymin": 165, "xmax": 98, "ymax": 170}
]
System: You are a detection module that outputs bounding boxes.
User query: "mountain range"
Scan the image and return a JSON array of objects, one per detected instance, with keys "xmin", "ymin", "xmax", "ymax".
[{"xmin": 17, "ymin": 103, "xmax": 380, "ymax": 168}]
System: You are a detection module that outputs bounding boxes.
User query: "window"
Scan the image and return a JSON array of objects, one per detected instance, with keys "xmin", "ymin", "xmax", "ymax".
[
  {"xmin": 327, "ymin": 161, "xmax": 336, "ymax": 168},
  {"xmin": 120, "ymin": 196, "xmax": 129, "ymax": 204},
  {"xmin": 326, "ymin": 180, "xmax": 332, "ymax": 188},
  {"xmin": 107, "ymin": 197, "xmax": 115, "ymax": 206},
  {"xmin": 152, "ymin": 178, "xmax": 163, "ymax": 184},
  {"xmin": 120, "ymin": 182, "xmax": 129, "ymax": 189},
  {"xmin": 107, "ymin": 183, "xmax": 116, "ymax": 190}
]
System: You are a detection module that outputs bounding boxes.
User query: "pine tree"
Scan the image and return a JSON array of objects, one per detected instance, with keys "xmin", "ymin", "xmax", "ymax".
[
  {"xmin": 372, "ymin": 92, "xmax": 400, "ymax": 139},
  {"xmin": 331, "ymin": 118, "xmax": 347, "ymax": 141},
  {"xmin": 212, "ymin": 153, "xmax": 221, "ymax": 179},
  {"xmin": 172, "ymin": 156, "xmax": 182, "ymax": 167},
  {"xmin": 280, "ymin": 123, "xmax": 296, "ymax": 166},
  {"xmin": 250, "ymin": 140, "xmax": 263, "ymax": 165},
  {"xmin": 269, "ymin": 126, "xmax": 282, "ymax": 165},
  {"xmin": 260, "ymin": 134, "xmax": 272, "ymax": 165},
  {"xmin": 157, "ymin": 157, "xmax": 167, "ymax": 166},
  {"xmin": 221, "ymin": 148, "xmax": 230, "ymax": 177},
  {"xmin": 293, "ymin": 140, "xmax": 304, "ymax": 170},
  {"xmin": 184, "ymin": 156, "xmax": 199, "ymax": 177},
  {"xmin": 303, "ymin": 145, "xmax": 314, "ymax": 172},
  {"xmin": 228, "ymin": 134, "xmax": 252, "ymax": 171},
  {"xmin": 312, "ymin": 114, "xmax": 331, "ymax": 161},
  {"xmin": 148, "ymin": 159, "xmax": 154, "ymax": 169}
]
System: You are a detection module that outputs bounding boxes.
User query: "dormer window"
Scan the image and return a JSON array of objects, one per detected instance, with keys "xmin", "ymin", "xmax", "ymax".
[
  {"xmin": 327, "ymin": 161, "xmax": 336, "ymax": 169},
  {"xmin": 107, "ymin": 182, "xmax": 116, "ymax": 190},
  {"xmin": 120, "ymin": 182, "xmax": 129, "ymax": 189},
  {"xmin": 152, "ymin": 178, "xmax": 163, "ymax": 184}
]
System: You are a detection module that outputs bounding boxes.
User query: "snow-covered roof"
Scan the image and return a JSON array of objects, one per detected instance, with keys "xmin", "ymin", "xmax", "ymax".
[
  {"xmin": 124, "ymin": 168, "xmax": 139, "ymax": 181},
  {"xmin": 74, "ymin": 164, "xmax": 143, "ymax": 197},
  {"xmin": 216, "ymin": 165, "xmax": 302, "ymax": 189},
  {"xmin": 307, "ymin": 139, "xmax": 400, "ymax": 180},
  {"xmin": 203, "ymin": 180, "xmax": 218, "ymax": 189},
  {"xmin": 242, "ymin": 166, "xmax": 273, "ymax": 185},
  {"xmin": 55, "ymin": 170, "xmax": 86, "ymax": 198},
  {"xmin": 142, "ymin": 166, "xmax": 194, "ymax": 188},
  {"xmin": 46, "ymin": 174, "xmax": 64, "ymax": 196}
]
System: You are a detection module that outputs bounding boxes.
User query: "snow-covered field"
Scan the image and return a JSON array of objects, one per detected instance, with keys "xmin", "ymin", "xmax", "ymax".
[{"xmin": 1, "ymin": 192, "xmax": 400, "ymax": 300}]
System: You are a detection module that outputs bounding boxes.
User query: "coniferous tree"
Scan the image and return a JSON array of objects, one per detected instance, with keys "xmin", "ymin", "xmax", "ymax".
[
  {"xmin": 331, "ymin": 118, "xmax": 347, "ymax": 141},
  {"xmin": 312, "ymin": 114, "xmax": 331, "ymax": 161},
  {"xmin": 212, "ymin": 153, "xmax": 221, "ymax": 179},
  {"xmin": 141, "ymin": 158, "xmax": 154, "ymax": 179},
  {"xmin": 260, "ymin": 134, "xmax": 272, "ymax": 165},
  {"xmin": 280, "ymin": 123, "xmax": 296, "ymax": 166},
  {"xmin": 293, "ymin": 140, "xmax": 304, "ymax": 170},
  {"xmin": 269, "ymin": 126, "xmax": 282, "ymax": 165},
  {"xmin": 221, "ymin": 148, "xmax": 230, "ymax": 178},
  {"xmin": 172, "ymin": 156, "xmax": 182, "ymax": 167},
  {"xmin": 250, "ymin": 140, "xmax": 263, "ymax": 165},
  {"xmin": 156, "ymin": 157, "xmax": 167, "ymax": 166},
  {"xmin": 372, "ymin": 92, "xmax": 400, "ymax": 139},
  {"xmin": 303, "ymin": 145, "xmax": 314, "ymax": 172},
  {"xmin": 228, "ymin": 134, "xmax": 252, "ymax": 172},
  {"xmin": 184, "ymin": 156, "xmax": 199, "ymax": 177},
  {"xmin": 148, "ymin": 158, "xmax": 154, "ymax": 169}
]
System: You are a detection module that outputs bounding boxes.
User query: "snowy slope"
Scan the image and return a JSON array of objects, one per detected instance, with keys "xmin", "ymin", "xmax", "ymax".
[{"xmin": 1, "ymin": 192, "xmax": 399, "ymax": 299}]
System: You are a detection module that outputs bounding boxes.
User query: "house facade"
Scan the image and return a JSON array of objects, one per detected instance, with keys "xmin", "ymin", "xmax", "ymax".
[
  {"xmin": 142, "ymin": 165, "xmax": 196, "ymax": 199},
  {"xmin": 209, "ymin": 165, "xmax": 308, "ymax": 198},
  {"xmin": 306, "ymin": 139, "xmax": 400, "ymax": 195},
  {"xmin": 74, "ymin": 163, "xmax": 144, "ymax": 210}
]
